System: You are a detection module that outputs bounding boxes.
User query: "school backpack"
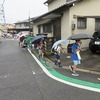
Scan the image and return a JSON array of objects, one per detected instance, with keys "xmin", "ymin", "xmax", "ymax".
[
  {"xmin": 67, "ymin": 43, "xmax": 73, "ymax": 53},
  {"xmin": 51, "ymin": 45, "xmax": 58, "ymax": 54}
]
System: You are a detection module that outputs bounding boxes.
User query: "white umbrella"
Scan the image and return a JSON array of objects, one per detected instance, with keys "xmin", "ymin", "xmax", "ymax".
[{"xmin": 51, "ymin": 39, "xmax": 67, "ymax": 49}]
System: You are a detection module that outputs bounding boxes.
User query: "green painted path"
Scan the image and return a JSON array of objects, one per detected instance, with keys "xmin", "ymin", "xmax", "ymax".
[{"xmin": 28, "ymin": 49, "xmax": 100, "ymax": 92}]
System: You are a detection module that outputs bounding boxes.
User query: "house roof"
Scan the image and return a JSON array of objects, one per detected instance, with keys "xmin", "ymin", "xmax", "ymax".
[
  {"xmin": 14, "ymin": 19, "xmax": 29, "ymax": 24},
  {"xmin": 14, "ymin": 17, "xmax": 37, "ymax": 24},
  {"xmin": 44, "ymin": 0, "xmax": 54, "ymax": 4},
  {"xmin": 32, "ymin": 0, "xmax": 83, "ymax": 23}
]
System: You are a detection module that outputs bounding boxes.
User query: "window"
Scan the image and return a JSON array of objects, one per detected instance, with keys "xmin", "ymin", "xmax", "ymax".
[
  {"xmin": 25, "ymin": 23, "xmax": 29, "ymax": 27},
  {"xmin": 38, "ymin": 25, "xmax": 41, "ymax": 34},
  {"xmin": 77, "ymin": 17, "xmax": 87, "ymax": 29},
  {"xmin": 43, "ymin": 23, "xmax": 52, "ymax": 33},
  {"xmin": 20, "ymin": 24, "xmax": 22, "ymax": 27},
  {"xmin": 95, "ymin": 18, "xmax": 100, "ymax": 32}
]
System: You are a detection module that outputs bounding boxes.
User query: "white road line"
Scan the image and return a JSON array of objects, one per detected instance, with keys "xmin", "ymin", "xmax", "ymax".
[
  {"xmin": 32, "ymin": 71, "xmax": 35, "ymax": 74},
  {"xmin": 0, "ymin": 74, "xmax": 9, "ymax": 79}
]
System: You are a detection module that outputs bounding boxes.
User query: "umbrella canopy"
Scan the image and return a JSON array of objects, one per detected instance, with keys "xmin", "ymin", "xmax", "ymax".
[
  {"xmin": 51, "ymin": 39, "xmax": 67, "ymax": 49},
  {"xmin": 31, "ymin": 35, "xmax": 47, "ymax": 44},
  {"xmin": 68, "ymin": 33, "xmax": 93, "ymax": 40},
  {"xmin": 18, "ymin": 33, "xmax": 28, "ymax": 40},
  {"xmin": 25, "ymin": 36, "xmax": 34, "ymax": 45},
  {"xmin": 19, "ymin": 36, "xmax": 25, "ymax": 42}
]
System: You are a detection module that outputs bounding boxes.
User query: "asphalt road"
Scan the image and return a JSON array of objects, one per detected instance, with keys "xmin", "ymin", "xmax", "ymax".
[{"xmin": 0, "ymin": 39, "xmax": 100, "ymax": 100}]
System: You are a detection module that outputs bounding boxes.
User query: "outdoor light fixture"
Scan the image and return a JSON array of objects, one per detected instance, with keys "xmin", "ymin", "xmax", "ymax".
[{"xmin": 73, "ymin": 3, "xmax": 75, "ymax": 6}]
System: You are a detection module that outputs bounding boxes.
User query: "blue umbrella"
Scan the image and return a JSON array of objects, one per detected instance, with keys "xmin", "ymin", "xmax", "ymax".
[
  {"xmin": 51, "ymin": 39, "xmax": 67, "ymax": 49},
  {"xmin": 32, "ymin": 35, "xmax": 46, "ymax": 44}
]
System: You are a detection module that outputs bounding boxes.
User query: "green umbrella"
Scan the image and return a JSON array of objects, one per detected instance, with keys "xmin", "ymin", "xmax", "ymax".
[{"xmin": 25, "ymin": 36, "xmax": 34, "ymax": 45}]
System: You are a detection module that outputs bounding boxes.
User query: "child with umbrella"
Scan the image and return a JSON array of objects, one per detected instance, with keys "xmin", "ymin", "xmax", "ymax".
[
  {"xmin": 52, "ymin": 39, "xmax": 67, "ymax": 67},
  {"xmin": 54, "ymin": 43, "xmax": 64, "ymax": 67},
  {"xmin": 69, "ymin": 39, "xmax": 82, "ymax": 76}
]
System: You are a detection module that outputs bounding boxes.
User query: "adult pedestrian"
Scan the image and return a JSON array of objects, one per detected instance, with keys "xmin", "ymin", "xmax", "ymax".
[
  {"xmin": 69, "ymin": 39, "xmax": 82, "ymax": 76},
  {"xmin": 54, "ymin": 44, "xmax": 64, "ymax": 67},
  {"xmin": 19, "ymin": 36, "xmax": 25, "ymax": 47}
]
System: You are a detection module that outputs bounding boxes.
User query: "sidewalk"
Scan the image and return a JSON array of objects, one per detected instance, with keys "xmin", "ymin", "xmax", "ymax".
[
  {"xmin": 45, "ymin": 49, "xmax": 100, "ymax": 75},
  {"xmin": 30, "ymin": 47, "xmax": 100, "ymax": 75}
]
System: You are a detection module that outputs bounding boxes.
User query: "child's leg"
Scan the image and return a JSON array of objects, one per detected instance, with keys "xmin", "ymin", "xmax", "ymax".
[
  {"xmin": 72, "ymin": 65, "xmax": 76, "ymax": 73},
  {"xmin": 38, "ymin": 50, "xmax": 42, "ymax": 58},
  {"xmin": 57, "ymin": 56, "xmax": 61, "ymax": 67},
  {"xmin": 42, "ymin": 52, "xmax": 44, "ymax": 58}
]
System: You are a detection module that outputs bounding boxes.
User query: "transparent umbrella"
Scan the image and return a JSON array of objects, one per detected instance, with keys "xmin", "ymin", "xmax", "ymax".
[{"xmin": 51, "ymin": 39, "xmax": 67, "ymax": 49}]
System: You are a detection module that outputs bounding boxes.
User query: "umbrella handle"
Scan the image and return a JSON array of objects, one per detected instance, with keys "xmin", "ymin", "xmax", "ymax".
[
  {"xmin": 51, "ymin": 49, "xmax": 54, "ymax": 53},
  {"xmin": 68, "ymin": 40, "xmax": 71, "ymax": 44}
]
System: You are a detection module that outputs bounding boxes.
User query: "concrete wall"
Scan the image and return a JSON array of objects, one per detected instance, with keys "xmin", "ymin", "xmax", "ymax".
[
  {"xmin": 68, "ymin": 0, "xmax": 100, "ymax": 48},
  {"xmin": 60, "ymin": 0, "xmax": 100, "ymax": 48},
  {"xmin": 61, "ymin": 9, "xmax": 70, "ymax": 48},
  {"xmin": 70, "ymin": 0, "xmax": 100, "ymax": 34},
  {"xmin": 32, "ymin": 23, "xmax": 38, "ymax": 36},
  {"xmin": 48, "ymin": 0, "xmax": 66, "ymax": 11}
]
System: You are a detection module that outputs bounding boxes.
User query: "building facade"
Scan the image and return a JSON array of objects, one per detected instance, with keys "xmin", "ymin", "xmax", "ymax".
[
  {"xmin": 0, "ymin": 24, "xmax": 15, "ymax": 35},
  {"xmin": 7, "ymin": 19, "xmax": 33, "ymax": 34},
  {"xmin": 32, "ymin": 0, "xmax": 100, "ymax": 48}
]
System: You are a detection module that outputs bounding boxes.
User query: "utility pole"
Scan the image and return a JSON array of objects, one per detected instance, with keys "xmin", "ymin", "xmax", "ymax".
[
  {"xmin": 0, "ymin": 0, "xmax": 6, "ymax": 33},
  {"xmin": 28, "ymin": 12, "xmax": 31, "ymax": 36}
]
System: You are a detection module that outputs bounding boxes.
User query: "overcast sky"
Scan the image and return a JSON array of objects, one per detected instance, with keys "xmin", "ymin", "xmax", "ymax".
[{"xmin": 4, "ymin": 0, "xmax": 48, "ymax": 23}]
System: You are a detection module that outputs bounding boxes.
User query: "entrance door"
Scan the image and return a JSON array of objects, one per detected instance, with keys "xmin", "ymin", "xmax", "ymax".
[
  {"xmin": 53, "ymin": 18, "xmax": 61, "ymax": 41},
  {"xmin": 95, "ymin": 18, "xmax": 100, "ymax": 32}
]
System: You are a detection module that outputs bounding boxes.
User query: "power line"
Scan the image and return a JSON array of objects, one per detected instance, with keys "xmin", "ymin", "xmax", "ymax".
[{"xmin": 0, "ymin": 0, "xmax": 6, "ymax": 32}]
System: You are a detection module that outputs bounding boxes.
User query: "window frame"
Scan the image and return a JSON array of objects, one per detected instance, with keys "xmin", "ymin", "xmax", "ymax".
[
  {"xmin": 38, "ymin": 25, "xmax": 41, "ymax": 34},
  {"xmin": 43, "ymin": 23, "xmax": 52, "ymax": 33},
  {"xmin": 77, "ymin": 17, "xmax": 87, "ymax": 29}
]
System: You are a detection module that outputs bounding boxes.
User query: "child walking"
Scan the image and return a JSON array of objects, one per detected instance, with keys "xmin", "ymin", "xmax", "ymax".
[
  {"xmin": 69, "ymin": 39, "xmax": 82, "ymax": 76},
  {"xmin": 54, "ymin": 44, "xmax": 63, "ymax": 67}
]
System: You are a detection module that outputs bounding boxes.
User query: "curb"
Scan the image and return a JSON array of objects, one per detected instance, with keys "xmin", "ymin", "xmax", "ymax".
[
  {"xmin": 44, "ymin": 56, "xmax": 100, "ymax": 75},
  {"xmin": 62, "ymin": 66, "xmax": 100, "ymax": 75},
  {"xmin": 28, "ymin": 48, "xmax": 100, "ymax": 92}
]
